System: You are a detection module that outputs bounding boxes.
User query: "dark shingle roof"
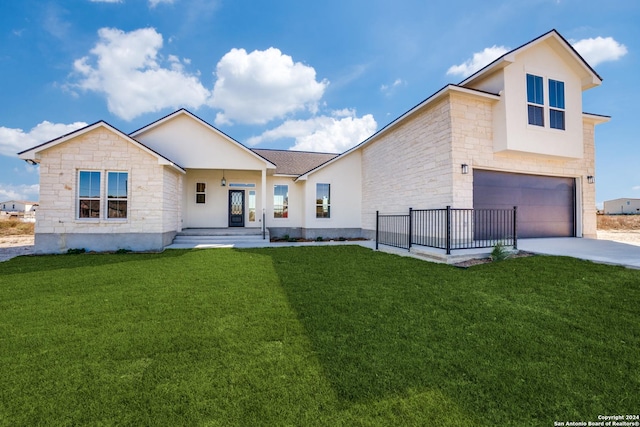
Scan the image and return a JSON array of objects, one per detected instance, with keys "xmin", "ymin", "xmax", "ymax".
[{"xmin": 251, "ymin": 149, "xmax": 338, "ymax": 176}]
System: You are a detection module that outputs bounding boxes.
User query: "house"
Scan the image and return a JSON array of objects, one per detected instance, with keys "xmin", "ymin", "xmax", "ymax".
[
  {"xmin": 18, "ymin": 29, "xmax": 609, "ymax": 254},
  {"xmin": 0, "ymin": 200, "xmax": 38, "ymax": 215},
  {"xmin": 603, "ymin": 198, "xmax": 640, "ymax": 215}
]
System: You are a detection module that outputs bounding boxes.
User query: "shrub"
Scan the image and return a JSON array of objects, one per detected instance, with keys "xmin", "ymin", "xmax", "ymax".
[
  {"xmin": 490, "ymin": 243, "xmax": 510, "ymax": 262},
  {"xmin": 66, "ymin": 248, "xmax": 86, "ymax": 255}
]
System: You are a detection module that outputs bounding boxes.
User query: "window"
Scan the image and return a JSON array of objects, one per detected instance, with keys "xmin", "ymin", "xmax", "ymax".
[
  {"xmin": 107, "ymin": 172, "xmax": 128, "ymax": 219},
  {"xmin": 78, "ymin": 171, "xmax": 101, "ymax": 218},
  {"xmin": 273, "ymin": 185, "xmax": 288, "ymax": 218},
  {"xmin": 526, "ymin": 74, "xmax": 544, "ymax": 127},
  {"xmin": 196, "ymin": 182, "xmax": 206, "ymax": 204},
  {"xmin": 248, "ymin": 190, "xmax": 256, "ymax": 221},
  {"xmin": 548, "ymin": 79, "xmax": 565, "ymax": 130},
  {"xmin": 316, "ymin": 183, "xmax": 330, "ymax": 218}
]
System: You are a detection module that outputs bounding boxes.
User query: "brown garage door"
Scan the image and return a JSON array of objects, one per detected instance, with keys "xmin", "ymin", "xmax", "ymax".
[{"xmin": 473, "ymin": 170, "xmax": 575, "ymax": 238}]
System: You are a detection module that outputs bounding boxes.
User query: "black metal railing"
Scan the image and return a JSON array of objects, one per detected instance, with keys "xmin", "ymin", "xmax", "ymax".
[{"xmin": 376, "ymin": 206, "xmax": 517, "ymax": 254}]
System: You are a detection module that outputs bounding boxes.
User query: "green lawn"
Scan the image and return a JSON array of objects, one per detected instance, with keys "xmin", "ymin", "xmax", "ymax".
[{"xmin": 1, "ymin": 246, "xmax": 638, "ymax": 426}]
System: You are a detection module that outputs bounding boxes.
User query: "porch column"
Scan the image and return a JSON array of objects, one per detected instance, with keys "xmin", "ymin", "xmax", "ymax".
[{"xmin": 261, "ymin": 168, "xmax": 267, "ymax": 226}]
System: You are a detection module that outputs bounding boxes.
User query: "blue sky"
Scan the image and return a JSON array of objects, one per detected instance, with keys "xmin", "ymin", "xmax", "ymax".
[{"xmin": 0, "ymin": 0, "xmax": 637, "ymax": 208}]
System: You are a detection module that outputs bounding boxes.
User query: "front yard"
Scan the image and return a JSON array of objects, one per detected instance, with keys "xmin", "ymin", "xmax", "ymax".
[{"xmin": 0, "ymin": 246, "xmax": 638, "ymax": 426}]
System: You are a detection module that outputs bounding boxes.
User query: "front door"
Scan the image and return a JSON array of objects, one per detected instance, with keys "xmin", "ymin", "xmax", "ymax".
[{"xmin": 229, "ymin": 190, "xmax": 245, "ymax": 227}]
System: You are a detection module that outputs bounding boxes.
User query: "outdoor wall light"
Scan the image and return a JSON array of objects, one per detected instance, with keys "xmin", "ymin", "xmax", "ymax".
[
  {"xmin": 221, "ymin": 170, "xmax": 227, "ymax": 187},
  {"xmin": 461, "ymin": 164, "xmax": 469, "ymax": 174},
  {"xmin": 587, "ymin": 175, "xmax": 595, "ymax": 184}
]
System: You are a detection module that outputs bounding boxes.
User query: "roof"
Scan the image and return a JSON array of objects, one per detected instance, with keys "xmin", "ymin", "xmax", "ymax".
[
  {"xmin": 0, "ymin": 200, "xmax": 38, "ymax": 205},
  {"xmin": 251, "ymin": 148, "xmax": 338, "ymax": 175},
  {"xmin": 18, "ymin": 121, "xmax": 186, "ymax": 174},
  {"xmin": 460, "ymin": 29, "xmax": 602, "ymax": 90},
  {"xmin": 297, "ymin": 29, "xmax": 606, "ymax": 180}
]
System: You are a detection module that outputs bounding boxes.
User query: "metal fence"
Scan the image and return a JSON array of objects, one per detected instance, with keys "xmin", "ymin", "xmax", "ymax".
[{"xmin": 376, "ymin": 206, "xmax": 517, "ymax": 254}]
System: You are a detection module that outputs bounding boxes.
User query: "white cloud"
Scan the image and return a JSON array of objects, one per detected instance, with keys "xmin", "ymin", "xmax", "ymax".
[
  {"xmin": 571, "ymin": 36, "xmax": 628, "ymax": 67},
  {"xmin": 89, "ymin": 0, "xmax": 123, "ymax": 3},
  {"xmin": 149, "ymin": 0, "xmax": 174, "ymax": 7},
  {"xmin": 71, "ymin": 27, "xmax": 210, "ymax": 121},
  {"xmin": 247, "ymin": 110, "xmax": 377, "ymax": 153},
  {"xmin": 0, "ymin": 121, "xmax": 88, "ymax": 157},
  {"xmin": 380, "ymin": 78, "xmax": 406, "ymax": 97},
  {"xmin": 210, "ymin": 47, "xmax": 328, "ymax": 125},
  {"xmin": 0, "ymin": 184, "xmax": 40, "ymax": 202},
  {"xmin": 446, "ymin": 45, "xmax": 509, "ymax": 78},
  {"xmin": 632, "ymin": 186, "xmax": 640, "ymax": 191}
]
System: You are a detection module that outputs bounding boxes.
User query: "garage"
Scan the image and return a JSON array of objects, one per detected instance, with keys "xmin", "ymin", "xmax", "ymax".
[{"xmin": 473, "ymin": 170, "xmax": 576, "ymax": 238}]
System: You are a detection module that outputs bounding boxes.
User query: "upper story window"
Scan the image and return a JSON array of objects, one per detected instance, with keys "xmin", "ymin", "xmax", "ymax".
[
  {"xmin": 526, "ymin": 73, "xmax": 565, "ymax": 131},
  {"xmin": 273, "ymin": 184, "xmax": 288, "ymax": 218},
  {"xmin": 548, "ymin": 79, "xmax": 565, "ymax": 130},
  {"xmin": 526, "ymin": 74, "xmax": 544, "ymax": 127}
]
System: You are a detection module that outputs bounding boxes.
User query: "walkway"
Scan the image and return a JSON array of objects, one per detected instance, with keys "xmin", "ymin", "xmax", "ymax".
[{"xmin": 518, "ymin": 238, "xmax": 640, "ymax": 269}]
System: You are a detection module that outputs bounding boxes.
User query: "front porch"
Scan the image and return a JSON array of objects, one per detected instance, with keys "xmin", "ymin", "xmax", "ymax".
[{"xmin": 168, "ymin": 227, "xmax": 268, "ymax": 248}]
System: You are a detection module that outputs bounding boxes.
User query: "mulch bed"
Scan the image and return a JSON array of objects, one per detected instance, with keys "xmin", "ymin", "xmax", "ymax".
[{"xmin": 452, "ymin": 251, "xmax": 536, "ymax": 268}]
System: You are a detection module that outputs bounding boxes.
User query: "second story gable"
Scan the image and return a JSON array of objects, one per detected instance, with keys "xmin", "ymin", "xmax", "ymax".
[{"xmin": 460, "ymin": 30, "xmax": 605, "ymax": 159}]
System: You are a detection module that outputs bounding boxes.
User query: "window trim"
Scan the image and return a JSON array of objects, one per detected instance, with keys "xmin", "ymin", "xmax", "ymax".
[
  {"xmin": 526, "ymin": 74, "xmax": 544, "ymax": 127},
  {"xmin": 78, "ymin": 170, "xmax": 102, "ymax": 220},
  {"xmin": 106, "ymin": 171, "xmax": 128, "ymax": 220},
  {"xmin": 525, "ymin": 73, "xmax": 566, "ymax": 131},
  {"xmin": 273, "ymin": 184, "xmax": 289, "ymax": 219},
  {"xmin": 315, "ymin": 183, "xmax": 331, "ymax": 219},
  {"xmin": 195, "ymin": 182, "xmax": 206, "ymax": 204},
  {"xmin": 548, "ymin": 79, "xmax": 565, "ymax": 130}
]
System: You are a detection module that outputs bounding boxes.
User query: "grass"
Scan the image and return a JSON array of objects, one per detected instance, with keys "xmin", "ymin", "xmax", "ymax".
[{"xmin": 1, "ymin": 246, "xmax": 639, "ymax": 426}]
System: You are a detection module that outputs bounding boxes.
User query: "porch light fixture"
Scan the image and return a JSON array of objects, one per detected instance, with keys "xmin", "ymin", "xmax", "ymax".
[
  {"xmin": 587, "ymin": 175, "xmax": 595, "ymax": 184},
  {"xmin": 221, "ymin": 170, "xmax": 227, "ymax": 187},
  {"xmin": 461, "ymin": 164, "xmax": 469, "ymax": 174}
]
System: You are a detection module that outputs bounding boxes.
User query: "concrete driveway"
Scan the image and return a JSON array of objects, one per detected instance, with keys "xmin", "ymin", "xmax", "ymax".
[{"xmin": 518, "ymin": 238, "xmax": 640, "ymax": 269}]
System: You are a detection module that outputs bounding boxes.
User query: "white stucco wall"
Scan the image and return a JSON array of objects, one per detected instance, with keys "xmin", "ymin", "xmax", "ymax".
[
  {"xmin": 134, "ymin": 113, "xmax": 270, "ymax": 170},
  {"xmin": 469, "ymin": 40, "xmax": 585, "ymax": 159},
  {"xmin": 302, "ymin": 149, "xmax": 362, "ymax": 230},
  {"xmin": 184, "ymin": 169, "xmax": 263, "ymax": 228},
  {"xmin": 264, "ymin": 176, "xmax": 303, "ymax": 231}
]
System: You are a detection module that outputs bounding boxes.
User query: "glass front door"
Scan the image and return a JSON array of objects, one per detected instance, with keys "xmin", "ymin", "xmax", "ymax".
[{"xmin": 228, "ymin": 190, "xmax": 245, "ymax": 227}]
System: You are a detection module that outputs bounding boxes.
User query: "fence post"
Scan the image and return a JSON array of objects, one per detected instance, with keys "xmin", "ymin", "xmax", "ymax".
[
  {"xmin": 262, "ymin": 209, "xmax": 266, "ymax": 240},
  {"xmin": 408, "ymin": 207, "xmax": 413, "ymax": 250},
  {"xmin": 513, "ymin": 206, "xmax": 518, "ymax": 250},
  {"xmin": 446, "ymin": 205, "xmax": 451, "ymax": 255},
  {"xmin": 375, "ymin": 210, "xmax": 379, "ymax": 250}
]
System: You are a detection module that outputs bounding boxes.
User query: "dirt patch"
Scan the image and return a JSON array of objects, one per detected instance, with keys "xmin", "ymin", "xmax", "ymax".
[
  {"xmin": 0, "ymin": 235, "xmax": 35, "ymax": 262},
  {"xmin": 597, "ymin": 214, "xmax": 640, "ymax": 230}
]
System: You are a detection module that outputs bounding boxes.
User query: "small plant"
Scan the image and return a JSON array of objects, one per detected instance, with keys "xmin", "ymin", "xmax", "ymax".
[
  {"xmin": 315, "ymin": 236, "xmax": 324, "ymax": 242},
  {"xmin": 288, "ymin": 236, "xmax": 298, "ymax": 242},
  {"xmin": 338, "ymin": 237, "xmax": 346, "ymax": 241},
  {"xmin": 66, "ymin": 248, "xmax": 86, "ymax": 255},
  {"xmin": 490, "ymin": 243, "xmax": 509, "ymax": 262},
  {"xmin": 282, "ymin": 234, "xmax": 290, "ymax": 241},
  {"xmin": 115, "ymin": 248, "xmax": 131, "ymax": 254}
]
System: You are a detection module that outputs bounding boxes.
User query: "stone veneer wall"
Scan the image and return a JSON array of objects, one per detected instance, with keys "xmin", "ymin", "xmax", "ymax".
[
  {"xmin": 361, "ymin": 97, "xmax": 454, "ymax": 232},
  {"xmin": 448, "ymin": 91, "xmax": 597, "ymax": 237},
  {"xmin": 35, "ymin": 128, "xmax": 183, "ymax": 253},
  {"xmin": 361, "ymin": 90, "xmax": 597, "ymax": 238}
]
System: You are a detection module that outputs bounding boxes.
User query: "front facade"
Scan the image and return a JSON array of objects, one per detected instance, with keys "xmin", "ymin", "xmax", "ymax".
[
  {"xmin": 19, "ymin": 30, "xmax": 609, "ymax": 254},
  {"xmin": 603, "ymin": 199, "xmax": 640, "ymax": 215},
  {"xmin": 0, "ymin": 200, "xmax": 38, "ymax": 214}
]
